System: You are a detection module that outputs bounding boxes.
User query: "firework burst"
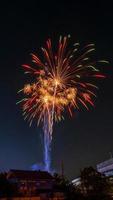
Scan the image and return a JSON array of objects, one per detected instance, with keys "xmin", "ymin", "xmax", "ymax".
[{"xmin": 17, "ymin": 35, "xmax": 107, "ymax": 171}]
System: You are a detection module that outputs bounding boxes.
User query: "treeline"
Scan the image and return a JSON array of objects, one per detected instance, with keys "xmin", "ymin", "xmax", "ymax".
[
  {"xmin": 54, "ymin": 166, "xmax": 113, "ymax": 200},
  {"xmin": 0, "ymin": 167, "xmax": 113, "ymax": 199}
]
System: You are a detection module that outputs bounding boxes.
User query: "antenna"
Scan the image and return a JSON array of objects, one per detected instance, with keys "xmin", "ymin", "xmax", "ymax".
[{"xmin": 61, "ymin": 160, "xmax": 64, "ymax": 177}]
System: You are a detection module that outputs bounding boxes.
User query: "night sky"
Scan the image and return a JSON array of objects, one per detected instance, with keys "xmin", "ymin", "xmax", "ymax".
[{"xmin": 0, "ymin": 1, "xmax": 113, "ymax": 180}]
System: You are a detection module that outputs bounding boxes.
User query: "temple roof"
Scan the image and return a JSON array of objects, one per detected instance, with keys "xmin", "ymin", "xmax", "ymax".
[{"xmin": 7, "ymin": 169, "xmax": 53, "ymax": 181}]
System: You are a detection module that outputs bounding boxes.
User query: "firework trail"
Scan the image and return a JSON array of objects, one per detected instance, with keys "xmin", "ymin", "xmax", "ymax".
[{"xmin": 17, "ymin": 35, "xmax": 108, "ymax": 171}]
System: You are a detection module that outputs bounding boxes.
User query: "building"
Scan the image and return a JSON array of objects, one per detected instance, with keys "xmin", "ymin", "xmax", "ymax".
[
  {"xmin": 97, "ymin": 158, "xmax": 113, "ymax": 176},
  {"xmin": 7, "ymin": 169, "xmax": 54, "ymax": 196}
]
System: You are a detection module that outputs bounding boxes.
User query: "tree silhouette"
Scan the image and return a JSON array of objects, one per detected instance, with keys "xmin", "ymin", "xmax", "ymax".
[
  {"xmin": 80, "ymin": 167, "xmax": 110, "ymax": 199},
  {"xmin": 0, "ymin": 172, "xmax": 18, "ymax": 197}
]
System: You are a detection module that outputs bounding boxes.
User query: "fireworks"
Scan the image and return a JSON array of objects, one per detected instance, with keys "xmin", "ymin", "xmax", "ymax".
[{"xmin": 17, "ymin": 35, "xmax": 107, "ymax": 171}]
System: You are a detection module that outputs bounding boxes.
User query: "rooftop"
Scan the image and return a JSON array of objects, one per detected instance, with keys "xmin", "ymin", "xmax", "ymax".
[{"xmin": 7, "ymin": 169, "xmax": 53, "ymax": 181}]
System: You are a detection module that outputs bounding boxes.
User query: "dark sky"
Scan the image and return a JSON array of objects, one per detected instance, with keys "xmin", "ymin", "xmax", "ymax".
[{"xmin": 0, "ymin": 1, "xmax": 113, "ymax": 180}]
